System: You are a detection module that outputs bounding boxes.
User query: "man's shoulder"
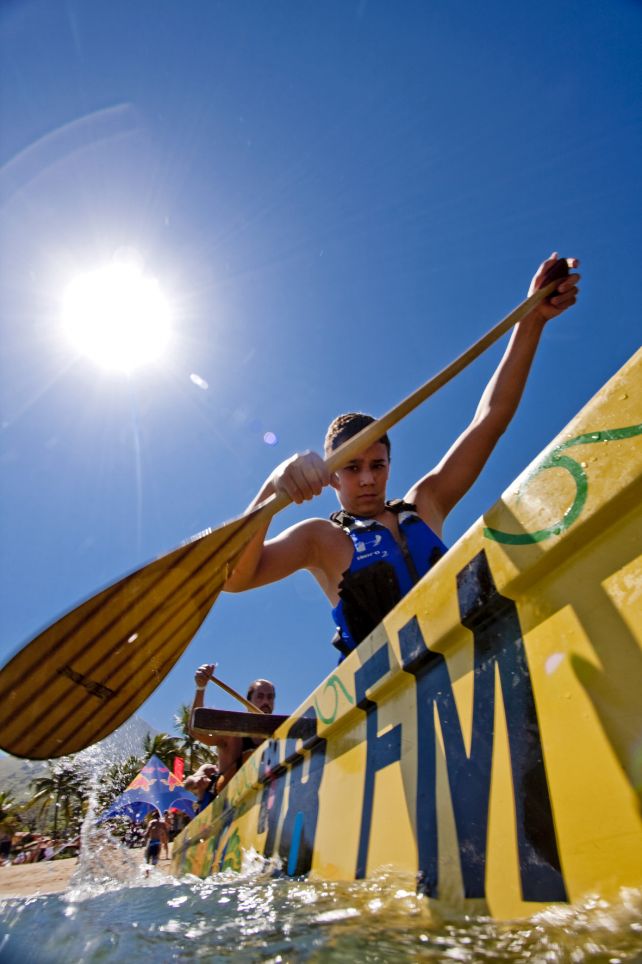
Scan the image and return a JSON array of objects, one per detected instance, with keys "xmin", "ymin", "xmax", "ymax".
[
  {"xmin": 303, "ymin": 516, "xmax": 338, "ymax": 532},
  {"xmin": 301, "ymin": 516, "xmax": 348, "ymax": 544},
  {"xmin": 279, "ymin": 516, "xmax": 340, "ymax": 545},
  {"xmin": 289, "ymin": 515, "xmax": 335, "ymax": 531}
]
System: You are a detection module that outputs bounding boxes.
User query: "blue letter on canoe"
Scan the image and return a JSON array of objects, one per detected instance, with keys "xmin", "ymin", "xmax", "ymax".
[{"xmin": 399, "ymin": 550, "xmax": 567, "ymax": 903}]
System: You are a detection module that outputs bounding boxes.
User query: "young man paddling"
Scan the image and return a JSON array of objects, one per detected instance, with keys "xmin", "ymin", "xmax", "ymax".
[{"xmin": 224, "ymin": 254, "xmax": 580, "ymax": 658}]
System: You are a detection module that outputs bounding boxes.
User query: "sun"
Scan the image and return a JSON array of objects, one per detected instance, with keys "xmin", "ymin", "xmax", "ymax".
[{"xmin": 62, "ymin": 262, "xmax": 171, "ymax": 372}]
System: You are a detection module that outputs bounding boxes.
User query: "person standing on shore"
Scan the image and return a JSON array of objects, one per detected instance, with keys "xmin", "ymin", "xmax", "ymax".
[{"xmin": 143, "ymin": 812, "xmax": 168, "ymax": 865}]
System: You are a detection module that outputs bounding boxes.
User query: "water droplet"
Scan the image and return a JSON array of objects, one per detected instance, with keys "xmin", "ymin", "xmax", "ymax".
[
  {"xmin": 619, "ymin": 393, "xmax": 628, "ymax": 400},
  {"xmin": 545, "ymin": 653, "xmax": 564, "ymax": 675},
  {"xmin": 127, "ymin": 633, "xmax": 138, "ymax": 644},
  {"xmin": 580, "ymin": 461, "xmax": 587, "ymax": 468},
  {"xmin": 263, "ymin": 431, "xmax": 278, "ymax": 446}
]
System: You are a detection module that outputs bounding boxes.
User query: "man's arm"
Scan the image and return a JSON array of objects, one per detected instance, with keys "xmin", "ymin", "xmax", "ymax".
[
  {"xmin": 187, "ymin": 663, "xmax": 230, "ymax": 747},
  {"xmin": 223, "ymin": 453, "xmax": 331, "ymax": 592},
  {"xmin": 407, "ymin": 254, "xmax": 580, "ymax": 531}
]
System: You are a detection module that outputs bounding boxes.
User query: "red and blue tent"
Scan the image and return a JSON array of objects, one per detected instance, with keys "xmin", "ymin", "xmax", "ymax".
[{"xmin": 98, "ymin": 755, "xmax": 197, "ymax": 822}]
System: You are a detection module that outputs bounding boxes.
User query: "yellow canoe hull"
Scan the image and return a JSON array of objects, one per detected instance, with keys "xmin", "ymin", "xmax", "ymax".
[{"xmin": 172, "ymin": 349, "xmax": 642, "ymax": 919}]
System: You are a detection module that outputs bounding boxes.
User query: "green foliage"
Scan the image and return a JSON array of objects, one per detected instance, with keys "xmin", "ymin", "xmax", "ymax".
[
  {"xmin": 141, "ymin": 732, "xmax": 181, "ymax": 768},
  {"xmin": 0, "ymin": 789, "xmax": 17, "ymax": 819},
  {"xmin": 0, "ymin": 789, "xmax": 23, "ymax": 836},
  {"xmin": 29, "ymin": 762, "xmax": 87, "ymax": 838},
  {"xmin": 96, "ymin": 754, "xmax": 144, "ymax": 811},
  {"xmin": 173, "ymin": 703, "xmax": 218, "ymax": 773}
]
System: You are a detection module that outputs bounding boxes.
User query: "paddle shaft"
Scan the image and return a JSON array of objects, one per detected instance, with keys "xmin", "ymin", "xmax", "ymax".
[
  {"xmin": 206, "ymin": 672, "xmax": 262, "ymax": 714},
  {"xmin": 247, "ymin": 263, "xmax": 569, "ymax": 526}
]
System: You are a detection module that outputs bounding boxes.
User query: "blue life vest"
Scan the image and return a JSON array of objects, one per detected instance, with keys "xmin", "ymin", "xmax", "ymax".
[
  {"xmin": 330, "ymin": 500, "xmax": 447, "ymax": 659},
  {"xmin": 194, "ymin": 787, "xmax": 215, "ymax": 815}
]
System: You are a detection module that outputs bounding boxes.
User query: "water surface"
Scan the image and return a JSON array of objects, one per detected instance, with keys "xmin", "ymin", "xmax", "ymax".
[{"xmin": 2, "ymin": 839, "xmax": 641, "ymax": 963}]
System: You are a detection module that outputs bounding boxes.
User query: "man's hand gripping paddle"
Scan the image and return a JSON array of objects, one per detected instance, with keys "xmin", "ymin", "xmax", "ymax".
[{"xmin": 0, "ymin": 260, "xmax": 570, "ymax": 759}]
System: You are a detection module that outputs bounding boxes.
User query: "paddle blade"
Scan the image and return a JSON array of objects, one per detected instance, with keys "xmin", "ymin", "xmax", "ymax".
[{"xmin": 0, "ymin": 507, "xmax": 266, "ymax": 759}]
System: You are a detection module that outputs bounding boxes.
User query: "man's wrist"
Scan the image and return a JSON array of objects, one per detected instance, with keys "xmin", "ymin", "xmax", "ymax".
[
  {"xmin": 195, "ymin": 684, "xmax": 206, "ymax": 692},
  {"xmin": 519, "ymin": 306, "xmax": 547, "ymax": 334}
]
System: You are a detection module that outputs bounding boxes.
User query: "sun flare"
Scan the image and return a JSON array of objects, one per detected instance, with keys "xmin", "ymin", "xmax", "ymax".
[{"xmin": 62, "ymin": 262, "xmax": 171, "ymax": 372}]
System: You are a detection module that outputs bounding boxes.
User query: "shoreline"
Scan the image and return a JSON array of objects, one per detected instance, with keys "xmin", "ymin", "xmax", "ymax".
[{"xmin": 0, "ymin": 846, "xmax": 173, "ymax": 899}]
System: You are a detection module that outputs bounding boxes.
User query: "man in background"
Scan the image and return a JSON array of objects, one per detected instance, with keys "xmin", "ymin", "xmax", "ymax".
[{"xmin": 188, "ymin": 665, "xmax": 276, "ymax": 795}]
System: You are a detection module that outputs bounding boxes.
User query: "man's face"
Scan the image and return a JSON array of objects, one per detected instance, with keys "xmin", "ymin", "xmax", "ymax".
[
  {"xmin": 250, "ymin": 681, "xmax": 275, "ymax": 714},
  {"xmin": 331, "ymin": 441, "xmax": 390, "ymax": 517}
]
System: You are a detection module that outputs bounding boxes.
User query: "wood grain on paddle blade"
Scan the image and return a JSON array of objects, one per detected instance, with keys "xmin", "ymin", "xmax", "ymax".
[{"xmin": 0, "ymin": 508, "xmax": 269, "ymax": 759}]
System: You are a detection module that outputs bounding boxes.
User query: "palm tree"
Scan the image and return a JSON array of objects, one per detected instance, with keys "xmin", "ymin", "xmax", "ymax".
[
  {"xmin": 142, "ymin": 732, "xmax": 180, "ymax": 769},
  {"xmin": 0, "ymin": 790, "xmax": 17, "ymax": 821},
  {"xmin": 30, "ymin": 764, "xmax": 86, "ymax": 838},
  {"xmin": 0, "ymin": 789, "xmax": 23, "ymax": 837},
  {"xmin": 173, "ymin": 703, "xmax": 218, "ymax": 774}
]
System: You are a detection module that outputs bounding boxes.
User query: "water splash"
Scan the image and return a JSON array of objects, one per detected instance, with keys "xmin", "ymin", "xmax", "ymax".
[
  {"xmin": 3, "ymin": 826, "xmax": 642, "ymax": 964},
  {"xmin": 2, "ymin": 869, "xmax": 642, "ymax": 962}
]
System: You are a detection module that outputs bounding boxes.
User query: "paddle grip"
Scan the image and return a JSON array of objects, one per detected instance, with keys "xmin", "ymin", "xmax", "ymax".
[{"xmin": 539, "ymin": 258, "xmax": 569, "ymax": 299}]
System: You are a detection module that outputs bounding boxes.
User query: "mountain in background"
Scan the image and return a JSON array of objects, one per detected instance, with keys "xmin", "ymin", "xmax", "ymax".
[{"xmin": 0, "ymin": 715, "xmax": 160, "ymax": 802}]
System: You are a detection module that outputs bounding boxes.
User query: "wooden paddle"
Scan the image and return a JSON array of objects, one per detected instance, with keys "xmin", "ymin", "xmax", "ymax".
[
  {"xmin": 206, "ymin": 670, "xmax": 262, "ymax": 714},
  {"xmin": 0, "ymin": 260, "xmax": 570, "ymax": 759}
]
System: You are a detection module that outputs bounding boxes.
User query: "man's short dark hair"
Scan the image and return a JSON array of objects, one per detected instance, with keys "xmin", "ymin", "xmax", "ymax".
[
  {"xmin": 247, "ymin": 679, "xmax": 276, "ymax": 701},
  {"xmin": 324, "ymin": 412, "xmax": 391, "ymax": 459}
]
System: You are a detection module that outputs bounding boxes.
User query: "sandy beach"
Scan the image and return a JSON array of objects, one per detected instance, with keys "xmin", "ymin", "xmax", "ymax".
[
  {"xmin": 0, "ymin": 847, "xmax": 173, "ymax": 899},
  {"xmin": 0, "ymin": 856, "xmax": 82, "ymax": 898}
]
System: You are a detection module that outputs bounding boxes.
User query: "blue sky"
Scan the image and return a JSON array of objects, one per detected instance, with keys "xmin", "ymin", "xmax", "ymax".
[{"xmin": 1, "ymin": 1, "xmax": 640, "ymax": 740}]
